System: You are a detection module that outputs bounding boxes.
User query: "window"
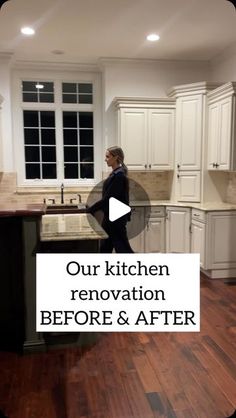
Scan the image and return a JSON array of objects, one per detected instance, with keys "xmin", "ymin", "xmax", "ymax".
[{"xmin": 14, "ymin": 73, "xmax": 101, "ymax": 186}]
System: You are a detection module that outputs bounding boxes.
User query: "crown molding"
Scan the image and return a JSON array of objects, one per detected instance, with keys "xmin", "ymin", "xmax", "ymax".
[
  {"xmin": 167, "ymin": 81, "xmax": 222, "ymax": 98},
  {"xmin": 207, "ymin": 82, "xmax": 236, "ymax": 102},
  {"xmin": 113, "ymin": 96, "xmax": 176, "ymax": 109}
]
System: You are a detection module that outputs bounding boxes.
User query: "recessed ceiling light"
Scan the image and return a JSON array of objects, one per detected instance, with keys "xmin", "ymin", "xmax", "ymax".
[
  {"xmin": 21, "ymin": 27, "xmax": 35, "ymax": 36},
  {"xmin": 35, "ymin": 83, "xmax": 44, "ymax": 89},
  {"xmin": 146, "ymin": 33, "xmax": 160, "ymax": 42}
]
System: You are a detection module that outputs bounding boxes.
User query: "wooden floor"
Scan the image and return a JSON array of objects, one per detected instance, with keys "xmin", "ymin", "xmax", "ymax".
[{"xmin": 1, "ymin": 276, "xmax": 236, "ymax": 418}]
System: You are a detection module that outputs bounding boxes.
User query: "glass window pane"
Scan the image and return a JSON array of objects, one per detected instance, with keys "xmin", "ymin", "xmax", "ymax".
[
  {"xmin": 64, "ymin": 147, "xmax": 78, "ymax": 162},
  {"xmin": 79, "ymin": 83, "xmax": 92, "ymax": 93},
  {"xmin": 39, "ymin": 93, "xmax": 54, "ymax": 103},
  {"xmin": 40, "ymin": 82, "xmax": 54, "ymax": 92},
  {"xmin": 25, "ymin": 146, "xmax": 40, "ymax": 162},
  {"xmin": 22, "ymin": 81, "xmax": 37, "ymax": 92},
  {"xmin": 63, "ymin": 112, "xmax": 77, "ymax": 128},
  {"xmin": 63, "ymin": 129, "xmax": 78, "ymax": 145},
  {"xmin": 24, "ymin": 111, "xmax": 39, "ymax": 127},
  {"xmin": 24, "ymin": 129, "xmax": 39, "ymax": 144},
  {"xmin": 62, "ymin": 94, "xmax": 77, "ymax": 103},
  {"xmin": 79, "ymin": 94, "xmax": 93, "ymax": 104},
  {"xmin": 79, "ymin": 112, "xmax": 93, "ymax": 128},
  {"xmin": 80, "ymin": 147, "xmax": 93, "ymax": 162},
  {"xmin": 40, "ymin": 111, "xmax": 55, "ymax": 127},
  {"xmin": 42, "ymin": 164, "xmax": 57, "ymax": 179},
  {"xmin": 42, "ymin": 146, "xmax": 56, "ymax": 162},
  {"xmin": 80, "ymin": 129, "xmax": 93, "ymax": 145},
  {"xmin": 80, "ymin": 163, "xmax": 94, "ymax": 179},
  {"xmin": 64, "ymin": 164, "xmax": 78, "ymax": 179},
  {"xmin": 26, "ymin": 164, "xmax": 40, "ymax": 179},
  {"xmin": 23, "ymin": 92, "xmax": 38, "ymax": 102},
  {"xmin": 62, "ymin": 83, "xmax": 76, "ymax": 93},
  {"xmin": 41, "ymin": 129, "xmax": 56, "ymax": 145}
]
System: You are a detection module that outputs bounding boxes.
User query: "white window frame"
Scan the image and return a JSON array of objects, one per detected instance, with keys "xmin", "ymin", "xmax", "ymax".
[{"xmin": 12, "ymin": 69, "xmax": 102, "ymax": 187}]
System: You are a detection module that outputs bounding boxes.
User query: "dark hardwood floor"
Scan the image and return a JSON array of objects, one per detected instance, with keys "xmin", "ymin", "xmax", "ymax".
[{"xmin": 0, "ymin": 275, "xmax": 236, "ymax": 418}]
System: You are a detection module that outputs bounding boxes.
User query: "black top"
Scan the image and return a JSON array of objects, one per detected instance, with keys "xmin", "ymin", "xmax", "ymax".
[{"xmin": 89, "ymin": 166, "xmax": 130, "ymax": 221}]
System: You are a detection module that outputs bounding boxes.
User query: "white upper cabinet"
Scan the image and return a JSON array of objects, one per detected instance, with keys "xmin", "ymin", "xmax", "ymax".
[
  {"xmin": 207, "ymin": 82, "xmax": 236, "ymax": 171},
  {"xmin": 115, "ymin": 98, "xmax": 175, "ymax": 171},
  {"xmin": 175, "ymin": 95, "xmax": 203, "ymax": 170}
]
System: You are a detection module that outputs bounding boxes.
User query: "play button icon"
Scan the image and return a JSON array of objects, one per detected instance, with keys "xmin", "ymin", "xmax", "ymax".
[{"xmin": 109, "ymin": 197, "xmax": 131, "ymax": 222}]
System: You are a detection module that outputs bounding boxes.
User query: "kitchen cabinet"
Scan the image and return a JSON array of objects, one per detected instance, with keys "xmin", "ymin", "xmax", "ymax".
[
  {"xmin": 205, "ymin": 211, "xmax": 236, "ymax": 277},
  {"xmin": 144, "ymin": 206, "xmax": 165, "ymax": 253},
  {"xmin": 115, "ymin": 98, "xmax": 175, "ymax": 171},
  {"xmin": 166, "ymin": 206, "xmax": 191, "ymax": 253},
  {"xmin": 191, "ymin": 209, "xmax": 206, "ymax": 267},
  {"xmin": 176, "ymin": 171, "xmax": 201, "ymax": 202},
  {"xmin": 127, "ymin": 206, "xmax": 145, "ymax": 252},
  {"xmin": 207, "ymin": 82, "xmax": 236, "ymax": 171}
]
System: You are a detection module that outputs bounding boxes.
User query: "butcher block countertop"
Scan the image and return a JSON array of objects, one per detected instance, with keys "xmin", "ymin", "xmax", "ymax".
[{"xmin": 40, "ymin": 213, "xmax": 108, "ymax": 241}]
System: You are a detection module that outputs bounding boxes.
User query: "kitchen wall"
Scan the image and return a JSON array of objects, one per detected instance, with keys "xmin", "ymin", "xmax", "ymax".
[{"xmin": 1, "ymin": 52, "xmax": 236, "ymax": 204}]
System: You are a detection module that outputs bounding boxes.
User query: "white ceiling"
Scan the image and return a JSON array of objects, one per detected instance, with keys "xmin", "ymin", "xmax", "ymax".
[{"xmin": 0, "ymin": 0, "xmax": 235, "ymax": 64}]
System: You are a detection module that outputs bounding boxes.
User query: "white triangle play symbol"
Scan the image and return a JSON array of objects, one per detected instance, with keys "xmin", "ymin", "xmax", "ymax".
[{"xmin": 109, "ymin": 197, "xmax": 131, "ymax": 222}]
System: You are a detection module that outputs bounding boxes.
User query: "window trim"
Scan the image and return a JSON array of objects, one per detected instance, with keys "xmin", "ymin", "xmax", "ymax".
[{"xmin": 12, "ymin": 69, "xmax": 102, "ymax": 187}]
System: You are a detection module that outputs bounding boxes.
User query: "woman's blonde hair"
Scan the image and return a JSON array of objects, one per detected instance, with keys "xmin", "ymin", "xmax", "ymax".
[{"xmin": 107, "ymin": 146, "xmax": 128, "ymax": 175}]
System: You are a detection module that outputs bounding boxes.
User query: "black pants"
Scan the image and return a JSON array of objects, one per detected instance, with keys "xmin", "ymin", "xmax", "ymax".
[{"xmin": 100, "ymin": 219, "xmax": 133, "ymax": 253}]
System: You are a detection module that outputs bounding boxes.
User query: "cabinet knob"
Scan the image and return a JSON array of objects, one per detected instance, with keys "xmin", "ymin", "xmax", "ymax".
[
  {"xmin": 145, "ymin": 164, "xmax": 147, "ymax": 169},
  {"xmin": 212, "ymin": 162, "xmax": 216, "ymax": 168},
  {"xmin": 177, "ymin": 164, "xmax": 180, "ymax": 169},
  {"xmin": 215, "ymin": 163, "xmax": 219, "ymax": 168},
  {"xmin": 149, "ymin": 164, "xmax": 151, "ymax": 169},
  {"xmin": 177, "ymin": 174, "xmax": 180, "ymax": 179}
]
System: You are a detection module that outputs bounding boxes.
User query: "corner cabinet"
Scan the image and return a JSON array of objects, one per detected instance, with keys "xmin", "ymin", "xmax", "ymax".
[
  {"xmin": 115, "ymin": 98, "xmax": 175, "ymax": 171},
  {"xmin": 207, "ymin": 82, "xmax": 236, "ymax": 171}
]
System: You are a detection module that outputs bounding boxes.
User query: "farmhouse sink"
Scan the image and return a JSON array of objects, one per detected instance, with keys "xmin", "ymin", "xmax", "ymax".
[{"xmin": 45, "ymin": 203, "xmax": 87, "ymax": 214}]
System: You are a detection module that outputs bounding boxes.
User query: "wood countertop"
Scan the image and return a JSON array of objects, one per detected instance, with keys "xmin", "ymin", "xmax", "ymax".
[{"xmin": 0, "ymin": 203, "xmax": 45, "ymax": 217}]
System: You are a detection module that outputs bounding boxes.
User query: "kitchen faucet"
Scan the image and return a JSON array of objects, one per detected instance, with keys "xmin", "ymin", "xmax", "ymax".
[
  {"xmin": 60, "ymin": 183, "xmax": 64, "ymax": 204},
  {"xmin": 77, "ymin": 193, "xmax": 82, "ymax": 203}
]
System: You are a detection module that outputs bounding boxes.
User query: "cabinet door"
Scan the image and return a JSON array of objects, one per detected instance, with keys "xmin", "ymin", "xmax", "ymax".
[
  {"xmin": 127, "ymin": 207, "xmax": 145, "ymax": 253},
  {"xmin": 148, "ymin": 109, "xmax": 174, "ymax": 170},
  {"xmin": 120, "ymin": 108, "xmax": 148, "ymax": 170},
  {"xmin": 145, "ymin": 217, "xmax": 165, "ymax": 253},
  {"xmin": 166, "ymin": 207, "xmax": 190, "ymax": 253},
  {"xmin": 218, "ymin": 98, "xmax": 232, "ymax": 170},
  {"xmin": 176, "ymin": 171, "xmax": 201, "ymax": 202},
  {"xmin": 207, "ymin": 103, "xmax": 219, "ymax": 170},
  {"xmin": 175, "ymin": 95, "xmax": 202, "ymax": 170},
  {"xmin": 191, "ymin": 220, "xmax": 205, "ymax": 268},
  {"xmin": 206, "ymin": 212, "xmax": 236, "ymax": 269}
]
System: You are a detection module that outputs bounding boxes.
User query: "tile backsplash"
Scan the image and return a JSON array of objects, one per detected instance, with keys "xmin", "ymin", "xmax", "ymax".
[
  {"xmin": 0, "ymin": 171, "xmax": 171, "ymax": 204},
  {"xmin": 226, "ymin": 172, "xmax": 236, "ymax": 204}
]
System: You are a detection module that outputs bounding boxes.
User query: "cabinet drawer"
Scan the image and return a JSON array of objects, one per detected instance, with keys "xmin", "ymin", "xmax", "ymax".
[
  {"xmin": 191, "ymin": 209, "xmax": 206, "ymax": 223},
  {"xmin": 149, "ymin": 206, "xmax": 165, "ymax": 217}
]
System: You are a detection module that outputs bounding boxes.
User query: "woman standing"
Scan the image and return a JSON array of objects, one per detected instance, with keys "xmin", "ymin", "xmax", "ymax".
[{"xmin": 88, "ymin": 146, "xmax": 133, "ymax": 253}]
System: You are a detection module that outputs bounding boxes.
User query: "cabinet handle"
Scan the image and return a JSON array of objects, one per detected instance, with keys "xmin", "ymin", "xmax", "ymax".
[
  {"xmin": 149, "ymin": 164, "xmax": 151, "ymax": 169},
  {"xmin": 145, "ymin": 164, "xmax": 147, "ymax": 169},
  {"xmin": 177, "ymin": 164, "xmax": 180, "ymax": 170},
  {"xmin": 193, "ymin": 213, "xmax": 200, "ymax": 217},
  {"xmin": 215, "ymin": 163, "xmax": 219, "ymax": 168},
  {"xmin": 212, "ymin": 162, "xmax": 216, "ymax": 168},
  {"xmin": 177, "ymin": 174, "xmax": 180, "ymax": 179}
]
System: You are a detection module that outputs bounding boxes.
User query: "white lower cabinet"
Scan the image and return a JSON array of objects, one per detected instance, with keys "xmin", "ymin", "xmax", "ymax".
[
  {"xmin": 144, "ymin": 207, "xmax": 165, "ymax": 253},
  {"xmin": 191, "ymin": 209, "xmax": 206, "ymax": 267},
  {"xmin": 205, "ymin": 211, "xmax": 236, "ymax": 276},
  {"xmin": 166, "ymin": 206, "xmax": 191, "ymax": 253},
  {"xmin": 127, "ymin": 207, "xmax": 145, "ymax": 253}
]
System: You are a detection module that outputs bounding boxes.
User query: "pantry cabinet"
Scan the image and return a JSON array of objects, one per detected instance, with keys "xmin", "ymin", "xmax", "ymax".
[
  {"xmin": 115, "ymin": 98, "xmax": 175, "ymax": 171},
  {"xmin": 207, "ymin": 82, "xmax": 236, "ymax": 171},
  {"xmin": 165, "ymin": 206, "xmax": 191, "ymax": 253}
]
